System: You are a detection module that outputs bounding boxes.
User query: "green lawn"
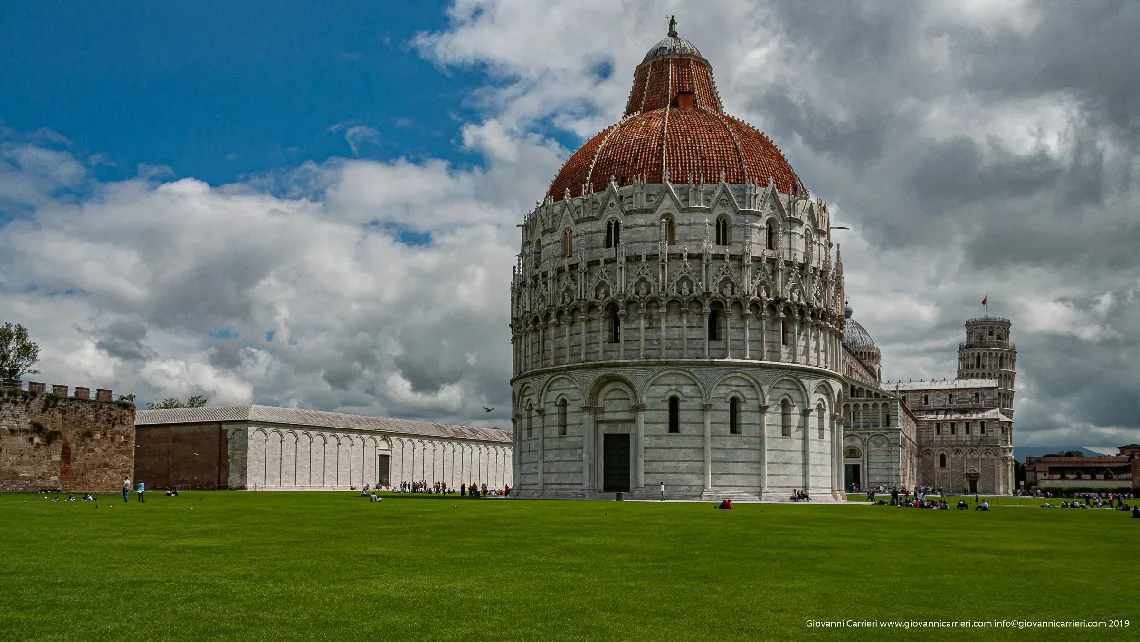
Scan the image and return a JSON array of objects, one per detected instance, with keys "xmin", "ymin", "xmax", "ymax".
[{"xmin": 1, "ymin": 492, "xmax": 1135, "ymax": 640}]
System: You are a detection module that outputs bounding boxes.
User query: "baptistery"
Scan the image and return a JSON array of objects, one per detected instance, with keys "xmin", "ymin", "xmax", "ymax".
[{"xmin": 510, "ymin": 24, "xmax": 847, "ymax": 500}]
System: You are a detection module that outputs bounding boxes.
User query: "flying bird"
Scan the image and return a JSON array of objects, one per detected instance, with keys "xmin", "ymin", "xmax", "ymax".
[{"xmin": 482, "ymin": 407, "xmax": 494, "ymax": 412}]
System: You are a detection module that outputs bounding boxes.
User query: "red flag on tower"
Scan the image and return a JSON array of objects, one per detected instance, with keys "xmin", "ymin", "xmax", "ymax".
[{"xmin": 981, "ymin": 296, "xmax": 987, "ymax": 306}]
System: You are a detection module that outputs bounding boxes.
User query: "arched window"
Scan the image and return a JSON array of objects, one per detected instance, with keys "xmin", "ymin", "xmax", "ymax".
[
  {"xmin": 949, "ymin": 393, "xmax": 955, "ymax": 404},
  {"xmin": 975, "ymin": 354, "xmax": 981, "ymax": 368},
  {"xmin": 729, "ymin": 397, "xmax": 740, "ymax": 434},
  {"xmin": 604, "ymin": 219, "xmax": 621, "ymax": 249},
  {"xmin": 558, "ymin": 399, "xmax": 568, "ymax": 436},
  {"xmin": 935, "ymin": 423, "xmax": 941, "ymax": 436},
  {"xmin": 965, "ymin": 423, "xmax": 971, "ymax": 435},
  {"xmin": 715, "ymin": 217, "xmax": 729, "ymax": 245},
  {"xmin": 883, "ymin": 408, "xmax": 891, "ymax": 427},
  {"xmin": 766, "ymin": 222, "xmax": 776, "ymax": 251},
  {"xmin": 708, "ymin": 309, "xmax": 720, "ymax": 341},
  {"xmin": 609, "ymin": 308, "xmax": 621, "ymax": 343},
  {"xmin": 780, "ymin": 399, "xmax": 792, "ymax": 437},
  {"xmin": 668, "ymin": 396, "xmax": 680, "ymax": 433},
  {"xmin": 781, "ymin": 317, "xmax": 791, "ymax": 345},
  {"xmin": 562, "ymin": 228, "xmax": 573, "ymax": 257},
  {"xmin": 663, "ymin": 217, "xmax": 676, "ymax": 246},
  {"xmin": 526, "ymin": 402, "xmax": 533, "ymax": 438},
  {"xmin": 532, "ymin": 241, "xmax": 542, "ymax": 268},
  {"xmin": 923, "ymin": 394, "xmax": 929, "ymax": 405},
  {"xmin": 979, "ymin": 421, "xmax": 985, "ymax": 435},
  {"xmin": 816, "ymin": 404, "xmax": 825, "ymax": 439},
  {"xmin": 974, "ymin": 392, "xmax": 980, "ymax": 403},
  {"xmin": 950, "ymin": 422, "xmax": 956, "ymax": 435},
  {"xmin": 939, "ymin": 453, "xmax": 947, "ymax": 468}
]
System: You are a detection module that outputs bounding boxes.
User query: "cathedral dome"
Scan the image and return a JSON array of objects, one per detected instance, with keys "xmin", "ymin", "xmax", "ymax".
[
  {"xmin": 546, "ymin": 28, "xmax": 805, "ymax": 201},
  {"xmin": 843, "ymin": 305, "xmax": 876, "ymax": 349}
]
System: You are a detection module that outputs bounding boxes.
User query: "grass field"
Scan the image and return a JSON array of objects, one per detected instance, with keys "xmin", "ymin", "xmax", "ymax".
[{"xmin": 1, "ymin": 492, "xmax": 1135, "ymax": 641}]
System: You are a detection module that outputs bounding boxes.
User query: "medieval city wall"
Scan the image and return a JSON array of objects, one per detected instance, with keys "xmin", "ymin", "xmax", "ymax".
[{"xmin": 0, "ymin": 382, "xmax": 134, "ymax": 492}]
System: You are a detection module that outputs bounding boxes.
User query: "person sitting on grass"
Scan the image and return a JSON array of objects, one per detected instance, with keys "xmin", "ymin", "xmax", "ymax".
[
  {"xmin": 716, "ymin": 499, "xmax": 733, "ymax": 510},
  {"xmin": 1132, "ymin": 505, "xmax": 1139, "ymax": 518},
  {"xmin": 83, "ymin": 494, "xmax": 94, "ymax": 501},
  {"xmin": 66, "ymin": 494, "xmax": 76, "ymax": 502},
  {"xmin": 957, "ymin": 500, "xmax": 969, "ymax": 510},
  {"xmin": 975, "ymin": 500, "xmax": 989, "ymax": 512},
  {"xmin": 370, "ymin": 493, "xmax": 381, "ymax": 503}
]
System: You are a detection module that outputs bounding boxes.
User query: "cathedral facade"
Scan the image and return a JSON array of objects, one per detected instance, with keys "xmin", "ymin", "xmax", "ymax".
[
  {"xmin": 510, "ymin": 27, "xmax": 848, "ymax": 500},
  {"xmin": 840, "ymin": 312, "xmax": 1017, "ymax": 495}
]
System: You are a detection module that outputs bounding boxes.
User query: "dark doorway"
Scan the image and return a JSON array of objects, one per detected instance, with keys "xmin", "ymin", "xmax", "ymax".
[
  {"xmin": 378, "ymin": 455, "xmax": 391, "ymax": 487},
  {"xmin": 968, "ymin": 476, "xmax": 978, "ymax": 494},
  {"xmin": 845, "ymin": 464, "xmax": 861, "ymax": 491},
  {"xmin": 603, "ymin": 434, "xmax": 631, "ymax": 492}
]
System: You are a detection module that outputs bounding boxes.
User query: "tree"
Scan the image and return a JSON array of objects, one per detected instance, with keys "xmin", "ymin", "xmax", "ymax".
[
  {"xmin": 1105, "ymin": 468, "xmax": 1115, "ymax": 480},
  {"xmin": 0, "ymin": 322, "xmax": 41, "ymax": 380},
  {"xmin": 146, "ymin": 395, "xmax": 208, "ymax": 409}
]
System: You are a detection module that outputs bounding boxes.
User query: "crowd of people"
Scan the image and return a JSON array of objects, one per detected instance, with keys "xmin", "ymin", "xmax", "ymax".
[
  {"xmin": 370, "ymin": 481, "xmax": 513, "ymax": 498},
  {"xmin": 1038, "ymin": 494, "xmax": 1137, "ymax": 514}
]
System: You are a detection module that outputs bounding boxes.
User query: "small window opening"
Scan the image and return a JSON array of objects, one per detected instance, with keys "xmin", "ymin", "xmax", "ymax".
[
  {"xmin": 668, "ymin": 396, "xmax": 680, "ymax": 433},
  {"xmin": 729, "ymin": 398, "xmax": 740, "ymax": 434}
]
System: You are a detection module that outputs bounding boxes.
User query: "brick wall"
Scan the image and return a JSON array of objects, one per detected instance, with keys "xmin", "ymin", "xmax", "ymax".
[
  {"xmin": 134, "ymin": 423, "xmax": 230, "ymax": 490},
  {"xmin": 0, "ymin": 388, "xmax": 135, "ymax": 492}
]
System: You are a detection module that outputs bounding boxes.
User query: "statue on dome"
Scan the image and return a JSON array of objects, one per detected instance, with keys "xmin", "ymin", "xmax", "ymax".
[{"xmin": 668, "ymin": 15, "xmax": 677, "ymax": 37}]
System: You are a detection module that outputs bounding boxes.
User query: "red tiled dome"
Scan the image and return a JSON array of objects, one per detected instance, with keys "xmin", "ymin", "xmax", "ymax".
[{"xmin": 548, "ymin": 33, "xmax": 804, "ymax": 201}]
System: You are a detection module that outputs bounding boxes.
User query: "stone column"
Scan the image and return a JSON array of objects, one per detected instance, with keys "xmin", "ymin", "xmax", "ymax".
[
  {"xmin": 511, "ymin": 418, "xmax": 520, "ymax": 490},
  {"xmin": 581, "ymin": 405, "xmax": 594, "ymax": 494},
  {"xmin": 597, "ymin": 314, "xmax": 605, "ymax": 361},
  {"xmin": 792, "ymin": 317, "xmax": 800, "ymax": 364},
  {"xmin": 538, "ymin": 323, "xmax": 545, "ymax": 367},
  {"xmin": 804, "ymin": 320, "xmax": 812, "ymax": 366},
  {"xmin": 658, "ymin": 304, "xmax": 667, "ymax": 359},
  {"xmin": 759, "ymin": 312, "xmax": 767, "ymax": 360},
  {"xmin": 564, "ymin": 319, "xmax": 570, "ymax": 365},
  {"xmin": 634, "ymin": 403, "xmax": 646, "ymax": 491},
  {"xmin": 802, "ymin": 408, "xmax": 813, "ymax": 492},
  {"xmin": 579, "ymin": 314, "xmax": 587, "ymax": 363},
  {"xmin": 725, "ymin": 309, "xmax": 733, "ymax": 359},
  {"xmin": 549, "ymin": 320, "xmax": 557, "ymax": 365},
  {"xmin": 743, "ymin": 309, "xmax": 751, "ymax": 359},
  {"xmin": 835, "ymin": 417, "xmax": 845, "ymax": 499},
  {"xmin": 681, "ymin": 309, "xmax": 689, "ymax": 357},
  {"xmin": 758, "ymin": 404, "xmax": 769, "ymax": 497},
  {"xmin": 703, "ymin": 306, "xmax": 711, "ymax": 359},
  {"xmin": 702, "ymin": 402, "xmax": 714, "ymax": 495},
  {"xmin": 638, "ymin": 307, "xmax": 646, "ymax": 359},
  {"xmin": 618, "ymin": 310, "xmax": 627, "ymax": 360},
  {"xmin": 537, "ymin": 407, "xmax": 546, "ymax": 492}
]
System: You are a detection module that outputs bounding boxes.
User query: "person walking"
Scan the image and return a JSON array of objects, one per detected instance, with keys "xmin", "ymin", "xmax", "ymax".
[
  {"xmin": 136, "ymin": 480, "xmax": 145, "ymax": 503},
  {"xmin": 660, "ymin": 482, "xmax": 665, "ymax": 502},
  {"xmin": 122, "ymin": 477, "xmax": 131, "ymax": 503}
]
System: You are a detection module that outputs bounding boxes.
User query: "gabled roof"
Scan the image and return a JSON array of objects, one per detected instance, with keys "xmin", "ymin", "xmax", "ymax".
[
  {"xmin": 889, "ymin": 378, "xmax": 998, "ymax": 391},
  {"xmin": 912, "ymin": 408, "xmax": 1010, "ymax": 421},
  {"xmin": 135, "ymin": 405, "xmax": 511, "ymax": 443}
]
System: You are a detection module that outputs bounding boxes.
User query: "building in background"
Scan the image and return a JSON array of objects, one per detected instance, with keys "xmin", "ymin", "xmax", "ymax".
[
  {"xmin": 839, "ymin": 312, "xmax": 1018, "ymax": 495},
  {"xmin": 1024, "ymin": 445, "xmax": 1139, "ymax": 493},
  {"xmin": 135, "ymin": 405, "xmax": 512, "ymax": 491}
]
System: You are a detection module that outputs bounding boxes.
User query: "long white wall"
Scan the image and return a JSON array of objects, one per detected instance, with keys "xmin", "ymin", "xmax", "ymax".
[{"xmin": 242, "ymin": 424, "xmax": 512, "ymax": 490}]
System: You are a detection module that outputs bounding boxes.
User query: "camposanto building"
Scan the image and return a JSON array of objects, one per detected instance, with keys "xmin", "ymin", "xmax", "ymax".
[
  {"xmin": 510, "ymin": 26, "xmax": 848, "ymax": 500},
  {"xmin": 134, "ymin": 405, "xmax": 513, "ymax": 491}
]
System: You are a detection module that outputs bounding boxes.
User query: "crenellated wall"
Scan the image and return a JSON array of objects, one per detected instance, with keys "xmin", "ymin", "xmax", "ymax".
[{"xmin": 0, "ymin": 380, "xmax": 134, "ymax": 492}]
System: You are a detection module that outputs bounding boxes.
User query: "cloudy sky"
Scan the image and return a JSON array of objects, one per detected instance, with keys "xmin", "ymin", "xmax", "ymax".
[{"xmin": 1, "ymin": 1, "xmax": 1137, "ymax": 448}]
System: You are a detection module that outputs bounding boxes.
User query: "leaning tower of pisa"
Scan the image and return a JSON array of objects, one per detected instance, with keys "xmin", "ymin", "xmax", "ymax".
[{"xmin": 956, "ymin": 317, "xmax": 1016, "ymax": 418}]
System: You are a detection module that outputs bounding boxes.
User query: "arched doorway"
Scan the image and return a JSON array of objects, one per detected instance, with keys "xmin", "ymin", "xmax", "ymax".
[{"xmin": 844, "ymin": 446, "xmax": 863, "ymax": 492}]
